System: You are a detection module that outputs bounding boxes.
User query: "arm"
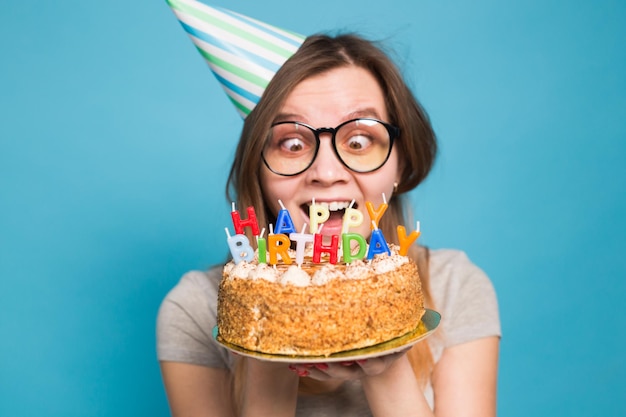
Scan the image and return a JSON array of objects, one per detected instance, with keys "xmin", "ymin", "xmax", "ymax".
[
  {"xmin": 293, "ymin": 335, "xmax": 499, "ymax": 416},
  {"xmin": 161, "ymin": 359, "xmax": 299, "ymax": 417},
  {"xmin": 361, "ymin": 354, "xmax": 434, "ymax": 417},
  {"xmin": 240, "ymin": 359, "xmax": 299, "ymax": 417},
  {"xmin": 160, "ymin": 361, "xmax": 235, "ymax": 417},
  {"xmin": 431, "ymin": 336, "xmax": 499, "ymax": 417}
]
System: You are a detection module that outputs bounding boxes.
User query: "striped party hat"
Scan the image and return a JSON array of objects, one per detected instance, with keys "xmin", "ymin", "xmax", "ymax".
[{"xmin": 166, "ymin": 0, "xmax": 306, "ymax": 118}]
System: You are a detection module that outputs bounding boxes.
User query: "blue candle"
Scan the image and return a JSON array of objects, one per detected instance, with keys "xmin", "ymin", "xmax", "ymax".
[{"xmin": 367, "ymin": 228, "xmax": 391, "ymax": 260}]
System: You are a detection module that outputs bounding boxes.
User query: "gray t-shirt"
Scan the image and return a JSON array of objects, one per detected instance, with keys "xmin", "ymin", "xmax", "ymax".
[{"xmin": 157, "ymin": 249, "xmax": 501, "ymax": 415}]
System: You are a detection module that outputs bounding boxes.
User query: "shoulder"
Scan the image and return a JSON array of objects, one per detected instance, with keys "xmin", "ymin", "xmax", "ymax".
[
  {"xmin": 157, "ymin": 266, "xmax": 232, "ymax": 368},
  {"xmin": 158, "ymin": 266, "xmax": 222, "ymax": 326},
  {"xmin": 427, "ymin": 248, "xmax": 501, "ymax": 348},
  {"xmin": 429, "ymin": 249, "xmax": 494, "ymax": 297},
  {"xmin": 162, "ymin": 267, "xmax": 222, "ymax": 305}
]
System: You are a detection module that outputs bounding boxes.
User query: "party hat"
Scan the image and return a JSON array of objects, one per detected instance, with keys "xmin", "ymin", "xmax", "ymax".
[{"xmin": 166, "ymin": 0, "xmax": 306, "ymax": 118}]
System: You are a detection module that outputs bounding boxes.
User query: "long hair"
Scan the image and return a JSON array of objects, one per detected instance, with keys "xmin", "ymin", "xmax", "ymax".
[{"xmin": 226, "ymin": 33, "xmax": 437, "ymax": 406}]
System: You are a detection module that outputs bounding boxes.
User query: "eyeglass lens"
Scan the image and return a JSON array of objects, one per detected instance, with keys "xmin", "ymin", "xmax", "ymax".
[{"xmin": 262, "ymin": 119, "xmax": 393, "ymax": 176}]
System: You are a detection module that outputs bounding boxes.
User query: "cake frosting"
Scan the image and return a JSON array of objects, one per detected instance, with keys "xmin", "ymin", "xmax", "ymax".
[{"xmin": 217, "ymin": 244, "xmax": 424, "ymax": 356}]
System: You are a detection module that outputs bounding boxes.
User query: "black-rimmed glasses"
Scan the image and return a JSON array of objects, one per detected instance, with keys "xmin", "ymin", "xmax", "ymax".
[{"xmin": 262, "ymin": 118, "xmax": 399, "ymax": 176}]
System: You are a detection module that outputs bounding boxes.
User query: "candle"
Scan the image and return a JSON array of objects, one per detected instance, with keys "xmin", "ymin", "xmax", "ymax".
[
  {"xmin": 256, "ymin": 228, "xmax": 267, "ymax": 264},
  {"xmin": 397, "ymin": 221, "xmax": 421, "ymax": 256},
  {"xmin": 365, "ymin": 194, "xmax": 388, "ymax": 230},
  {"xmin": 290, "ymin": 224, "xmax": 314, "ymax": 267},
  {"xmin": 342, "ymin": 233, "xmax": 367, "ymax": 263},
  {"xmin": 366, "ymin": 221, "xmax": 391, "ymax": 260},
  {"xmin": 309, "ymin": 198, "xmax": 329, "ymax": 234},
  {"xmin": 231, "ymin": 202, "xmax": 260, "ymax": 236},
  {"xmin": 341, "ymin": 199, "xmax": 363, "ymax": 234},
  {"xmin": 225, "ymin": 228, "xmax": 254, "ymax": 263},
  {"xmin": 274, "ymin": 199, "xmax": 296, "ymax": 235},
  {"xmin": 267, "ymin": 233, "xmax": 292, "ymax": 265},
  {"xmin": 313, "ymin": 233, "xmax": 339, "ymax": 264}
]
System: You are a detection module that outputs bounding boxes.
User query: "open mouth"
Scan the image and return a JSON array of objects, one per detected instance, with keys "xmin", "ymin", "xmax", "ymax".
[{"xmin": 300, "ymin": 200, "xmax": 358, "ymax": 232}]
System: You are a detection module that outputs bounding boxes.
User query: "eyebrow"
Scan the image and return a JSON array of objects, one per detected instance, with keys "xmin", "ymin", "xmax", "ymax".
[{"xmin": 272, "ymin": 107, "xmax": 384, "ymax": 125}]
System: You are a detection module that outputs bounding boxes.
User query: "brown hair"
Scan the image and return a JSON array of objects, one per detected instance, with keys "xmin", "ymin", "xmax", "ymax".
[{"xmin": 226, "ymin": 33, "xmax": 437, "ymax": 404}]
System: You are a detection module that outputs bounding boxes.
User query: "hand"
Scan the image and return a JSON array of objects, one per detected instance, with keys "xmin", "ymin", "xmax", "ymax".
[{"xmin": 288, "ymin": 348, "xmax": 409, "ymax": 381}]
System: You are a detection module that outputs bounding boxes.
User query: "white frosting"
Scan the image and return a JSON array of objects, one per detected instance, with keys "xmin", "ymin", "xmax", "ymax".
[
  {"xmin": 371, "ymin": 250, "xmax": 408, "ymax": 274},
  {"xmin": 311, "ymin": 264, "xmax": 343, "ymax": 285},
  {"xmin": 343, "ymin": 259, "xmax": 374, "ymax": 280},
  {"xmin": 279, "ymin": 265, "xmax": 311, "ymax": 287},
  {"xmin": 248, "ymin": 263, "xmax": 279, "ymax": 282},
  {"xmin": 225, "ymin": 244, "xmax": 409, "ymax": 286}
]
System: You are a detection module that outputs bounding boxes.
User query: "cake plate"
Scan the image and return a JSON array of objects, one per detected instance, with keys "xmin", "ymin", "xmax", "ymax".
[{"xmin": 212, "ymin": 308, "xmax": 440, "ymax": 363}]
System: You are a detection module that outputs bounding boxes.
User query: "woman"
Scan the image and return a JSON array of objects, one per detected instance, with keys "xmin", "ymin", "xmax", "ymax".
[{"xmin": 157, "ymin": 34, "xmax": 500, "ymax": 417}]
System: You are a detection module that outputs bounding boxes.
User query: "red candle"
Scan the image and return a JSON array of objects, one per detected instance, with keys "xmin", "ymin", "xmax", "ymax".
[
  {"xmin": 313, "ymin": 233, "xmax": 339, "ymax": 264},
  {"xmin": 231, "ymin": 202, "xmax": 260, "ymax": 236}
]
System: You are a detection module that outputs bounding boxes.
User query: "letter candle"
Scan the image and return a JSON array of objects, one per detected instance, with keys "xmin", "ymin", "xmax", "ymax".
[
  {"xmin": 342, "ymin": 233, "xmax": 367, "ymax": 263},
  {"xmin": 275, "ymin": 200, "xmax": 296, "ymax": 235},
  {"xmin": 309, "ymin": 198, "xmax": 329, "ymax": 234},
  {"xmin": 256, "ymin": 228, "xmax": 267, "ymax": 264},
  {"xmin": 313, "ymin": 233, "xmax": 339, "ymax": 264},
  {"xmin": 367, "ymin": 220, "xmax": 391, "ymax": 260},
  {"xmin": 397, "ymin": 221, "xmax": 421, "ymax": 256},
  {"xmin": 290, "ymin": 224, "xmax": 314, "ymax": 267},
  {"xmin": 231, "ymin": 202, "xmax": 260, "ymax": 236},
  {"xmin": 341, "ymin": 199, "xmax": 363, "ymax": 235},
  {"xmin": 267, "ymin": 224, "xmax": 292, "ymax": 265},
  {"xmin": 225, "ymin": 228, "xmax": 254, "ymax": 264},
  {"xmin": 365, "ymin": 193, "xmax": 388, "ymax": 230}
]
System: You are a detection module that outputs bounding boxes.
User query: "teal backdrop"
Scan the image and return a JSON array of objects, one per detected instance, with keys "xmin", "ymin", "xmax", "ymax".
[{"xmin": 1, "ymin": 0, "xmax": 624, "ymax": 415}]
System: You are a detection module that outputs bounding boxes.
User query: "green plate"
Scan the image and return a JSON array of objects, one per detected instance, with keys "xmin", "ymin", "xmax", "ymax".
[{"xmin": 212, "ymin": 308, "xmax": 440, "ymax": 363}]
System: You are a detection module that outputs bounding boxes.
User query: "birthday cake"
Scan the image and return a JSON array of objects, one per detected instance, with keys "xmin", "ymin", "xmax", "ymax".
[
  {"xmin": 216, "ymin": 200, "xmax": 425, "ymax": 356},
  {"xmin": 218, "ymin": 245, "xmax": 424, "ymax": 356}
]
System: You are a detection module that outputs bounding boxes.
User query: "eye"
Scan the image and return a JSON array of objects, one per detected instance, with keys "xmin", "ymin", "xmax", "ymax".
[
  {"xmin": 280, "ymin": 137, "xmax": 307, "ymax": 153},
  {"xmin": 345, "ymin": 134, "xmax": 373, "ymax": 151}
]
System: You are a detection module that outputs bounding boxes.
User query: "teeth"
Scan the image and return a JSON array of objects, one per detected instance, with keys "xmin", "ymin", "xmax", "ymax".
[{"xmin": 310, "ymin": 201, "xmax": 352, "ymax": 211}]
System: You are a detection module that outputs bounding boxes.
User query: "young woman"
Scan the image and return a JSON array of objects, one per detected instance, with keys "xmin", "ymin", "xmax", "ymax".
[{"xmin": 157, "ymin": 34, "xmax": 500, "ymax": 417}]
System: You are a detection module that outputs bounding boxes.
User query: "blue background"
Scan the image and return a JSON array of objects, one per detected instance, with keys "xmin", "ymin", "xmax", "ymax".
[{"xmin": 1, "ymin": 0, "xmax": 624, "ymax": 415}]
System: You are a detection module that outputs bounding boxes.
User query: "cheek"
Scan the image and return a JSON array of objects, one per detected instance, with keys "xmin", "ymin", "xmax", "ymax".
[{"xmin": 260, "ymin": 171, "xmax": 301, "ymax": 212}]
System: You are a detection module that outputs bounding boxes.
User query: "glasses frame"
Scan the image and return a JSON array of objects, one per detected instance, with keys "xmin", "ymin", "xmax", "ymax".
[{"xmin": 262, "ymin": 118, "xmax": 399, "ymax": 177}]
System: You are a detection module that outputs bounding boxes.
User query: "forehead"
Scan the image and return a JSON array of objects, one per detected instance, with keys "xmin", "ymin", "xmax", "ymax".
[{"xmin": 276, "ymin": 66, "xmax": 389, "ymax": 126}]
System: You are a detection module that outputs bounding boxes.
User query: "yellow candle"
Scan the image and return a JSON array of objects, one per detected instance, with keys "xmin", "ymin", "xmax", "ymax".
[
  {"xmin": 267, "ymin": 234, "xmax": 292, "ymax": 265},
  {"xmin": 397, "ymin": 223, "xmax": 421, "ymax": 256},
  {"xmin": 341, "ymin": 207, "xmax": 363, "ymax": 234},
  {"xmin": 309, "ymin": 199, "xmax": 329, "ymax": 233},
  {"xmin": 365, "ymin": 201, "xmax": 388, "ymax": 229}
]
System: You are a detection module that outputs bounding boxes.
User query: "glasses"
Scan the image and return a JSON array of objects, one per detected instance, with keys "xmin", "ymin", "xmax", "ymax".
[{"xmin": 262, "ymin": 118, "xmax": 399, "ymax": 176}]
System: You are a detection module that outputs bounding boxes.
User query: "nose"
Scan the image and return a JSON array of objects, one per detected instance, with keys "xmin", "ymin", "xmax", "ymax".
[{"xmin": 305, "ymin": 135, "xmax": 351, "ymax": 185}]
